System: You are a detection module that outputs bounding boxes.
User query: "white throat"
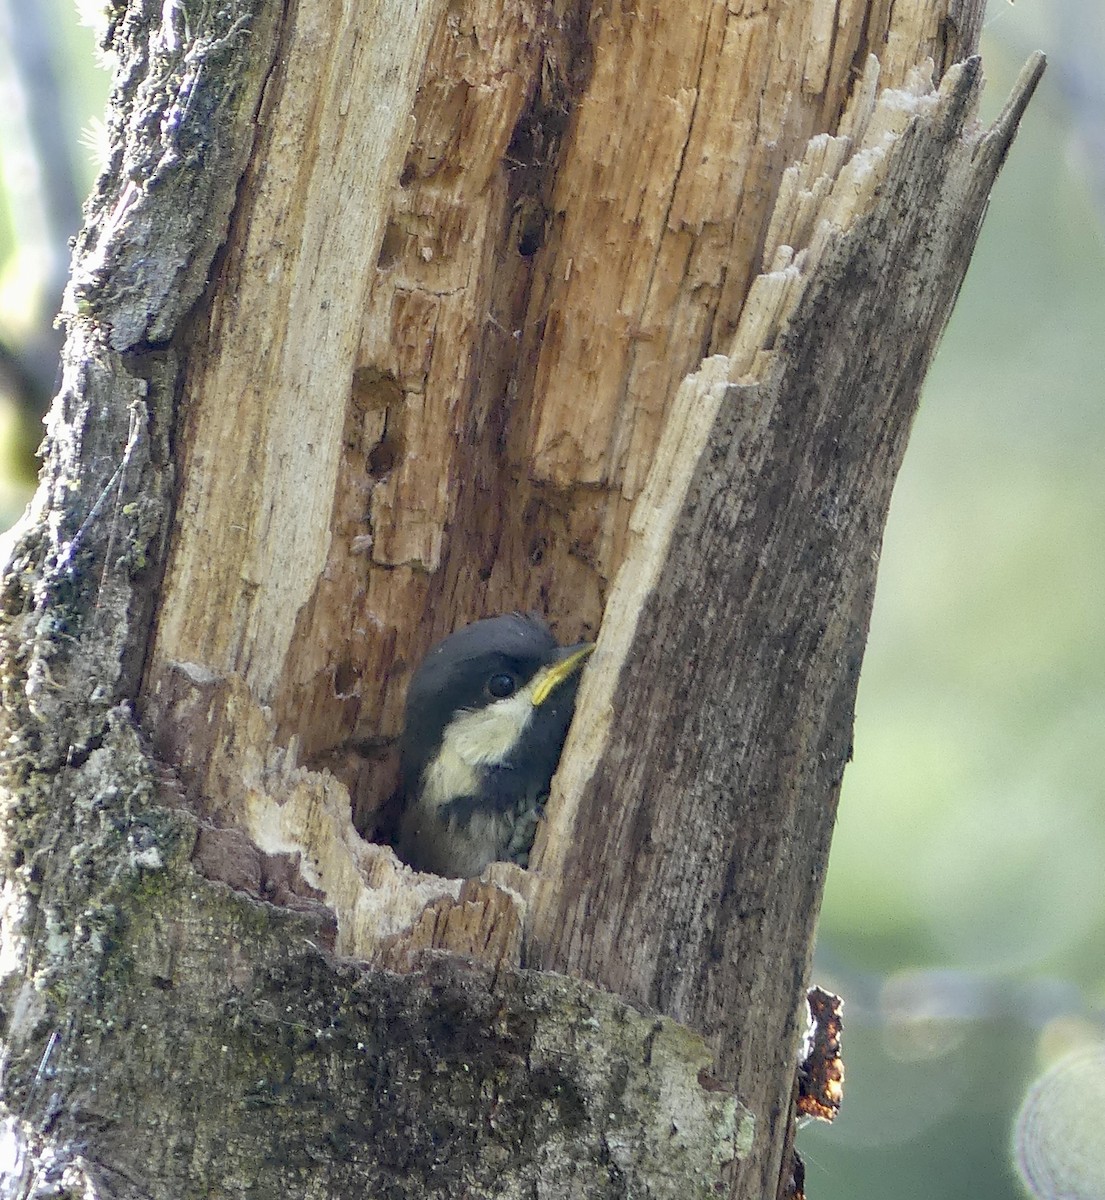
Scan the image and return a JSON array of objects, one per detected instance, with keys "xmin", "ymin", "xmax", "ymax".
[{"xmin": 422, "ymin": 682, "xmax": 538, "ymax": 810}]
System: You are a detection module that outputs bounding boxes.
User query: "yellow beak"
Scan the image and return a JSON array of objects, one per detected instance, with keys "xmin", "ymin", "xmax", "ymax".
[{"xmin": 531, "ymin": 644, "xmax": 595, "ymax": 707}]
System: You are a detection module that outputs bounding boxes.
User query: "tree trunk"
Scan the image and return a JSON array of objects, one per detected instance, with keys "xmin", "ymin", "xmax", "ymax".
[{"xmin": 0, "ymin": 0, "xmax": 1040, "ymax": 1196}]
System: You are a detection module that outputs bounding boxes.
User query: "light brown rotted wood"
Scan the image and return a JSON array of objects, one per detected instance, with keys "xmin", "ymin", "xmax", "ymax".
[
  {"xmin": 144, "ymin": 0, "xmax": 981, "ymax": 833},
  {"xmin": 123, "ymin": 0, "xmax": 1041, "ymax": 1194}
]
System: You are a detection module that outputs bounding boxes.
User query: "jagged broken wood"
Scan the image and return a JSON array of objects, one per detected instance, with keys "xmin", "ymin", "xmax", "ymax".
[{"xmin": 0, "ymin": 0, "xmax": 1041, "ymax": 1195}]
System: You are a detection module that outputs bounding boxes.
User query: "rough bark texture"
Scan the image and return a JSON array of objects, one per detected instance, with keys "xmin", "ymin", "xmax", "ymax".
[
  {"xmin": 0, "ymin": 0, "xmax": 1041, "ymax": 1196},
  {"xmin": 525, "ymin": 56, "xmax": 1044, "ymax": 1199},
  {"xmin": 0, "ymin": 718, "xmax": 746, "ymax": 1197}
]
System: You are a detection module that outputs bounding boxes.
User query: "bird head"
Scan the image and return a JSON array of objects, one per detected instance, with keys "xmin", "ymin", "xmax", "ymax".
[
  {"xmin": 401, "ymin": 613, "xmax": 593, "ymax": 796},
  {"xmin": 397, "ymin": 613, "xmax": 593, "ymax": 875}
]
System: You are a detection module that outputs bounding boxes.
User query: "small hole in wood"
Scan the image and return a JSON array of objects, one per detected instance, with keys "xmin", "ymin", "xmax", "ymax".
[
  {"xmin": 333, "ymin": 660, "xmax": 360, "ymax": 699},
  {"xmin": 518, "ymin": 223, "xmax": 544, "ymax": 257},
  {"xmin": 376, "ymin": 221, "xmax": 403, "ymax": 269},
  {"xmin": 368, "ymin": 431, "xmax": 403, "ymax": 477}
]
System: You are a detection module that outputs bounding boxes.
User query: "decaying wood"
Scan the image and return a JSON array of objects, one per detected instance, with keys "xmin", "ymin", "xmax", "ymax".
[
  {"xmin": 0, "ymin": 719, "xmax": 746, "ymax": 1199},
  {"xmin": 0, "ymin": 0, "xmax": 1042, "ymax": 1195},
  {"xmin": 531, "ymin": 56, "xmax": 1046, "ymax": 1198},
  {"xmin": 141, "ymin": 0, "xmax": 992, "ymax": 865}
]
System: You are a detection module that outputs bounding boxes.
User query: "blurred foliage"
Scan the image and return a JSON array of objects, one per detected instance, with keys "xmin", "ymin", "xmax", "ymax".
[
  {"xmin": 809, "ymin": 7, "xmax": 1105, "ymax": 1199},
  {"xmin": 1, "ymin": 4, "xmax": 1102, "ymax": 1199},
  {"xmin": 0, "ymin": 0, "xmax": 108, "ymax": 523}
]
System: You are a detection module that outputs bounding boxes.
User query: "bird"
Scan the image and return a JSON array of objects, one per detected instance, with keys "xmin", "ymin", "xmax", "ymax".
[{"xmin": 396, "ymin": 613, "xmax": 593, "ymax": 878}]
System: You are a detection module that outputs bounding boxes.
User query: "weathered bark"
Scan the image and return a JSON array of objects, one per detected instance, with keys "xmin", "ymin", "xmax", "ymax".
[
  {"xmin": 528, "ymin": 57, "xmax": 1049, "ymax": 1200},
  {"xmin": 0, "ymin": 0, "xmax": 1040, "ymax": 1196}
]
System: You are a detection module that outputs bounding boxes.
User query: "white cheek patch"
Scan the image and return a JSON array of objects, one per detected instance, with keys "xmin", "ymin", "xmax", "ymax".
[
  {"xmin": 422, "ymin": 745, "xmax": 480, "ymax": 812},
  {"xmin": 448, "ymin": 687, "xmax": 535, "ymax": 765},
  {"xmin": 422, "ymin": 683, "xmax": 538, "ymax": 810}
]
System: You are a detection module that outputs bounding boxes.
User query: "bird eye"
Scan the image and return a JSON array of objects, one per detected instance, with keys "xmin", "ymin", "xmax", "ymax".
[{"xmin": 487, "ymin": 672, "xmax": 517, "ymax": 699}]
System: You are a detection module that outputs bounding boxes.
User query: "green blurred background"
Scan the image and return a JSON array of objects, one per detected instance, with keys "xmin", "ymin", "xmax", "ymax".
[
  {"xmin": 808, "ymin": 5, "xmax": 1105, "ymax": 1198},
  {"xmin": 1, "ymin": 3, "xmax": 1102, "ymax": 1197}
]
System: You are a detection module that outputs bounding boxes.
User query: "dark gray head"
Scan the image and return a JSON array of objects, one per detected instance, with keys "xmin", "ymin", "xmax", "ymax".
[
  {"xmin": 400, "ymin": 613, "xmax": 584, "ymax": 794},
  {"xmin": 397, "ymin": 613, "xmax": 593, "ymax": 876}
]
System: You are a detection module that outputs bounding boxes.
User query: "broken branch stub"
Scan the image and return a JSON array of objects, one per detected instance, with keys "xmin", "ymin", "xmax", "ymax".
[{"xmin": 529, "ymin": 50, "xmax": 1044, "ymax": 1199}]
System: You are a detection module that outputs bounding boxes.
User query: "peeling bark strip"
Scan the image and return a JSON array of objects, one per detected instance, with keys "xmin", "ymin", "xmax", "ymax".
[{"xmin": 65, "ymin": 0, "xmax": 283, "ymax": 351}]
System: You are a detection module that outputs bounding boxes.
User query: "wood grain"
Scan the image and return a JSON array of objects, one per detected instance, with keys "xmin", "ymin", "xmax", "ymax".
[
  {"xmin": 530, "ymin": 53, "xmax": 1045, "ymax": 1200},
  {"xmin": 144, "ymin": 0, "xmax": 989, "ymax": 860}
]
